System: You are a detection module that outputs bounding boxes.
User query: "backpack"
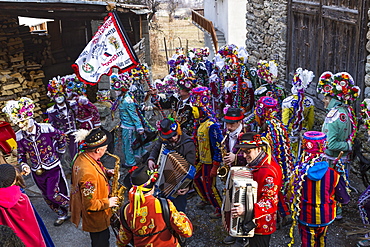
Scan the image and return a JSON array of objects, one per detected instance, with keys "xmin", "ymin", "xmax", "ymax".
[{"xmin": 119, "ymin": 197, "xmax": 187, "ymax": 247}]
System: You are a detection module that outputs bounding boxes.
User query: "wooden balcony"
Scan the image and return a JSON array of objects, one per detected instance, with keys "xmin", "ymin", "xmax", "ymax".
[{"xmin": 191, "ymin": 9, "xmax": 218, "ymax": 52}]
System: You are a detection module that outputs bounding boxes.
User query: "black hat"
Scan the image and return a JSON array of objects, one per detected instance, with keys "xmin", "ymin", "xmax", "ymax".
[
  {"xmin": 129, "ymin": 166, "xmax": 157, "ymax": 193},
  {"xmin": 235, "ymin": 132, "xmax": 266, "ymax": 149},
  {"xmin": 84, "ymin": 128, "xmax": 112, "ymax": 150},
  {"xmin": 0, "ymin": 164, "xmax": 16, "ymax": 188},
  {"xmin": 222, "ymin": 108, "xmax": 244, "ymax": 123},
  {"xmin": 158, "ymin": 118, "xmax": 179, "ymax": 139}
]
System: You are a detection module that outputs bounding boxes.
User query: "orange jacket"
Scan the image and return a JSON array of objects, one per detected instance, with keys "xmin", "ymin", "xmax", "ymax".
[{"xmin": 70, "ymin": 152, "xmax": 112, "ymax": 232}]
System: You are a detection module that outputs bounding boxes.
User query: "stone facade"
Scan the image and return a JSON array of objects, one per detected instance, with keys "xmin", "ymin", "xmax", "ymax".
[
  {"xmin": 365, "ymin": 9, "xmax": 370, "ymax": 98},
  {"xmin": 245, "ymin": 0, "xmax": 288, "ymax": 82}
]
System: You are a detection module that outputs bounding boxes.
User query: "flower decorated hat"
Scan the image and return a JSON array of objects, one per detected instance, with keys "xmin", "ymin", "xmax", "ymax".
[
  {"xmin": 2, "ymin": 97, "xmax": 35, "ymax": 124},
  {"xmin": 47, "ymin": 76, "xmax": 66, "ymax": 98},
  {"xmin": 257, "ymin": 60, "xmax": 278, "ymax": 84},
  {"xmin": 291, "ymin": 68, "xmax": 315, "ymax": 94},
  {"xmin": 302, "ymin": 131, "xmax": 326, "ymax": 154},
  {"xmin": 110, "ymin": 73, "xmax": 132, "ymax": 91},
  {"xmin": 63, "ymin": 74, "xmax": 87, "ymax": 97},
  {"xmin": 317, "ymin": 71, "xmax": 360, "ymax": 104},
  {"xmin": 191, "ymin": 86, "xmax": 211, "ymax": 107},
  {"xmin": 254, "ymin": 96, "xmax": 278, "ymax": 121}
]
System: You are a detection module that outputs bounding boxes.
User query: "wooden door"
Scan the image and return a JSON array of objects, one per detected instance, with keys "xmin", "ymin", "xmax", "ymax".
[{"xmin": 287, "ymin": 0, "xmax": 369, "ymax": 99}]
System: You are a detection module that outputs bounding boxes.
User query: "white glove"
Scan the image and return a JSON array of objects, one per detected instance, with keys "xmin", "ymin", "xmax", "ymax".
[{"xmin": 78, "ymin": 96, "xmax": 89, "ymax": 105}]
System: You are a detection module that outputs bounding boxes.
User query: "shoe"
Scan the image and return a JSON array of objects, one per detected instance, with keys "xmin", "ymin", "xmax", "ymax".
[
  {"xmin": 223, "ymin": 235, "xmax": 237, "ymax": 245},
  {"xmin": 54, "ymin": 215, "xmax": 71, "ymax": 226},
  {"xmin": 282, "ymin": 215, "xmax": 293, "ymax": 226},
  {"xmin": 209, "ymin": 211, "xmax": 221, "ymax": 219},
  {"xmin": 358, "ymin": 240, "xmax": 370, "ymax": 247},
  {"xmin": 335, "ymin": 215, "xmax": 343, "ymax": 221},
  {"xmin": 231, "ymin": 238, "xmax": 249, "ymax": 247},
  {"xmin": 196, "ymin": 200, "xmax": 210, "ymax": 209}
]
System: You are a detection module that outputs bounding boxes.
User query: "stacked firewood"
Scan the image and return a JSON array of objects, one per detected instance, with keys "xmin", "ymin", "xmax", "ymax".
[{"xmin": 0, "ymin": 16, "xmax": 51, "ymax": 123}]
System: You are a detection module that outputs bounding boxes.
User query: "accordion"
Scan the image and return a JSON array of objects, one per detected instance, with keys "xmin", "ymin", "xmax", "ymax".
[
  {"xmin": 155, "ymin": 147, "xmax": 196, "ymax": 200},
  {"xmin": 222, "ymin": 166, "xmax": 258, "ymax": 238}
]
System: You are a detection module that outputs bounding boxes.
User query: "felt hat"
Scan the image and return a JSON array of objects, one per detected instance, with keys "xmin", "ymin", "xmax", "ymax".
[
  {"xmin": 222, "ymin": 107, "xmax": 244, "ymax": 123},
  {"xmin": 130, "ymin": 166, "xmax": 157, "ymax": 188},
  {"xmin": 0, "ymin": 163, "xmax": 16, "ymax": 188},
  {"xmin": 2, "ymin": 97, "xmax": 35, "ymax": 125},
  {"xmin": 317, "ymin": 71, "xmax": 360, "ymax": 104},
  {"xmin": 235, "ymin": 132, "xmax": 266, "ymax": 149},
  {"xmin": 158, "ymin": 118, "xmax": 179, "ymax": 139},
  {"xmin": 177, "ymin": 77, "xmax": 197, "ymax": 91},
  {"xmin": 302, "ymin": 131, "xmax": 326, "ymax": 154},
  {"xmin": 73, "ymin": 128, "xmax": 112, "ymax": 150}
]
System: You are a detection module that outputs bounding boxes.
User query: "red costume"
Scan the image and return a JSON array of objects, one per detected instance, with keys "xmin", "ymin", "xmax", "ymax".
[
  {"xmin": 250, "ymin": 154, "xmax": 282, "ymax": 235},
  {"xmin": 0, "ymin": 185, "xmax": 46, "ymax": 247}
]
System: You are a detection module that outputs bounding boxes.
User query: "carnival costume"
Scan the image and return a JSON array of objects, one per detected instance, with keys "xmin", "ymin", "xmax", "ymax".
[
  {"xmin": 152, "ymin": 58, "xmax": 196, "ymax": 136},
  {"xmin": 0, "ymin": 164, "xmax": 46, "ymax": 247},
  {"xmin": 317, "ymin": 71, "xmax": 359, "ymax": 218},
  {"xmin": 191, "ymin": 86, "xmax": 224, "ymax": 218},
  {"xmin": 2, "ymin": 97, "xmax": 70, "ymax": 226},
  {"xmin": 148, "ymin": 118, "xmax": 196, "ymax": 212},
  {"xmin": 254, "ymin": 60, "xmax": 285, "ymax": 107},
  {"xmin": 231, "ymin": 133, "xmax": 282, "ymax": 247},
  {"xmin": 282, "ymin": 68, "xmax": 315, "ymax": 159},
  {"xmin": 111, "ymin": 73, "xmax": 147, "ymax": 167},
  {"xmin": 47, "ymin": 76, "xmax": 78, "ymax": 160},
  {"xmin": 287, "ymin": 131, "xmax": 349, "ymax": 247},
  {"xmin": 357, "ymin": 99, "xmax": 370, "ymax": 247},
  {"xmin": 64, "ymin": 74, "xmax": 101, "ymax": 130},
  {"xmin": 210, "ymin": 44, "xmax": 255, "ymax": 116},
  {"xmin": 254, "ymin": 96, "xmax": 293, "ymax": 221},
  {"xmin": 70, "ymin": 128, "xmax": 115, "ymax": 246},
  {"xmin": 117, "ymin": 166, "xmax": 193, "ymax": 247}
]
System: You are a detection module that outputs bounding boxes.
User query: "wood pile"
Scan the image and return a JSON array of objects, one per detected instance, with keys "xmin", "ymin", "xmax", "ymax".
[{"xmin": 0, "ymin": 16, "xmax": 52, "ymax": 123}]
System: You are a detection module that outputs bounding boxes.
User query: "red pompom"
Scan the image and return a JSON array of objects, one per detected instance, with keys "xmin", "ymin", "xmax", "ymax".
[{"xmin": 129, "ymin": 166, "xmax": 139, "ymax": 174}]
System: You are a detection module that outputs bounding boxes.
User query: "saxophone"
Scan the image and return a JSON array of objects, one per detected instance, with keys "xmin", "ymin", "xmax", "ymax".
[
  {"xmin": 106, "ymin": 152, "xmax": 126, "ymax": 214},
  {"xmin": 217, "ymin": 131, "xmax": 230, "ymax": 182}
]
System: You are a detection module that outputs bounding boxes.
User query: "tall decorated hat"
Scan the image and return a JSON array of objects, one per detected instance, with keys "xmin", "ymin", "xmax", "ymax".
[
  {"xmin": 63, "ymin": 74, "xmax": 87, "ymax": 97},
  {"xmin": 302, "ymin": 131, "xmax": 326, "ymax": 154},
  {"xmin": 257, "ymin": 60, "xmax": 278, "ymax": 84},
  {"xmin": 191, "ymin": 86, "xmax": 211, "ymax": 107},
  {"xmin": 96, "ymin": 90, "xmax": 111, "ymax": 103},
  {"xmin": 47, "ymin": 76, "xmax": 66, "ymax": 98},
  {"xmin": 2, "ymin": 97, "xmax": 35, "ymax": 125},
  {"xmin": 254, "ymin": 96, "xmax": 278, "ymax": 124},
  {"xmin": 291, "ymin": 68, "xmax": 315, "ymax": 94},
  {"xmin": 110, "ymin": 73, "xmax": 132, "ymax": 92},
  {"xmin": 317, "ymin": 71, "xmax": 360, "ymax": 104}
]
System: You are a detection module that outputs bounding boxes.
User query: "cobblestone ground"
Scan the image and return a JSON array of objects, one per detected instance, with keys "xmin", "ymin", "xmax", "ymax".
[{"xmin": 26, "ymin": 131, "xmax": 367, "ymax": 246}]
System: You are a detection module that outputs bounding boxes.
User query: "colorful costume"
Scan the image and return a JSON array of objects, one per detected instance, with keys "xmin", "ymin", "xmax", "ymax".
[
  {"xmin": 148, "ymin": 118, "xmax": 196, "ymax": 212},
  {"xmin": 112, "ymin": 73, "xmax": 147, "ymax": 167},
  {"xmin": 47, "ymin": 76, "xmax": 78, "ymax": 160},
  {"xmin": 192, "ymin": 87, "xmax": 223, "ymax": 217},
  {"xmin": 3, "ymin": 97, "xmax": 70, "ymax": 223},
  {"xmin": 70, "ymin": 128, "xmax": 114, "ymax": 246},
  {"xmin": 287, "ymin": 131, "xmax": 350, "ymax": 247},
  {"xmin": 282, "ymin": 68, "xmax": 315, "ymax": 159},
  {"xmin": 254, "ymin": 96, "xmax": 293, "ymax": 220},
  {"xmin": 117, "ymin": 166, "xmax": 193, "ymax": 247},
  {"xmin": 228, "ymin": 133, "xmax": 282, "ymax": 247}
]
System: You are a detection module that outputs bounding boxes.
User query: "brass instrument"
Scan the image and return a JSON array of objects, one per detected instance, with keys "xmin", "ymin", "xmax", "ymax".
[
  {"xmin": 106, "ymin": 152, "xmax": 126, "ymax": 214},
  {"xmin": 217, "ymin": 131, "xmax": 230, "ymax": 182}
]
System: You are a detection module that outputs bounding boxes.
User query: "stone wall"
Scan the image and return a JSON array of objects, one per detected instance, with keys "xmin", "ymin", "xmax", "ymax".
[
  {"xmin": 245, "ymin": 0, "xmax": 288, "ymax": 82},
  {"xmin": 365, "ymin": 9, "xmax": 370, "ymax": 99}
]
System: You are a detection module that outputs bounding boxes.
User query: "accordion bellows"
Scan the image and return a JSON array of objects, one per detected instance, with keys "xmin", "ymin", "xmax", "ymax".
[{"xmin": 155, "ymin": 148, "xmax": 196, "ymax": 199}]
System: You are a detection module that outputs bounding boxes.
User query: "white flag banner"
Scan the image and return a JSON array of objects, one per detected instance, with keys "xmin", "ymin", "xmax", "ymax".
[{"xmin": 72, "ymin": 11, "xmax": 139, "ymax": 85}]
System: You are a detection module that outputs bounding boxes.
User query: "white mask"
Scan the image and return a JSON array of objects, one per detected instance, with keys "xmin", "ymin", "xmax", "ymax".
[{"xmin": 54, "ymin": 95, "xmax": 65, "ymax": 104}]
